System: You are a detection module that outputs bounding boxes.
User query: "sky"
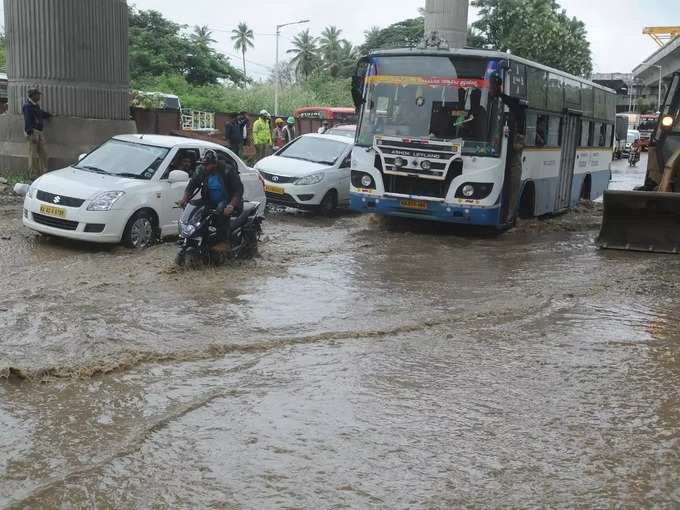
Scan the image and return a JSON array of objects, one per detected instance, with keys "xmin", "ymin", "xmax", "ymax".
[{"xmin": 0, "ymin": 1, "xmax": 675, "ymax": 79}]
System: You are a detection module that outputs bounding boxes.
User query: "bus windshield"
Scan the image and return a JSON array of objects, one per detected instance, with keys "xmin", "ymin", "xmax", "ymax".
[{"xmin": 357, "ymin": 55, "xmax": 504, "ymax": 157}]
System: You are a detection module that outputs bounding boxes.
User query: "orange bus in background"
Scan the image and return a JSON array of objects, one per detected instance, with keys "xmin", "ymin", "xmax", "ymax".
[{"xmin": 294, "ymin": 107, "xmax": 357, "ymax": 135}]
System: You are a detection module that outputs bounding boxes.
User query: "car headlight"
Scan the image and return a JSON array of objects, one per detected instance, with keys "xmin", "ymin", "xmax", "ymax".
[
  {"xmin": 27, "ymin": 184, "xmax": 36, "ymax": 199},
  {"xmin": 87, "ymin": 191, "xmax": 125, "ymax": 211},
  {"xmin": 295, "ymin": 173, "xmax": 325, "ymax": 186}
]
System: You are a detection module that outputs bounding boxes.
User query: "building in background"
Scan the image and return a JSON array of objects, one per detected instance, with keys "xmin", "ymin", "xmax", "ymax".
[
  {"xmin": 592, "ymin": 73, "xmax": 640, "ymax": 113},
  {"xmin": 632, "ymin": 33, "xmax": 680, "ymax": 114}
]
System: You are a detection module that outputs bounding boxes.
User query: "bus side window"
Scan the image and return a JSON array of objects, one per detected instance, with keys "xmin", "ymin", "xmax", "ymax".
[
  {"xmin": 580, "ymin": 121, "xmax": 590, "ymax": 147},
  {"xmin": 587, "ymin": 122, "xmax": 594, "ymax": 147},
  {"xmin": 536, "ymin": 114, "xmax": 548, "ymax": 147},
  {"xmin": 526, "ymin": 112, "xmax": 537, "ymax": 146},
  {"xmin": 606, "ymin": 124, "xmax": 614, "ymax": 147},
  {"xmin": 599, "ymin": 123, "xmax": 607, "ymax": 147},
  {"xmin": 593, "ymin": 122, "xmax": 603, "ymax": 147},
  {"xmin": 548, "ymin": 116, "xmax": 560, "ymax": 147}
]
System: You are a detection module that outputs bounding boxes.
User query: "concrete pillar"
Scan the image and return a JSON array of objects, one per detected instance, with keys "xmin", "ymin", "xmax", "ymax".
[
  {"xmin": 425, "ymin": 0, "xmax": 469, "ymax": 50},
  {"xmin": 0, "ymin": 0, "xmax": 136, "ymax": 176}
]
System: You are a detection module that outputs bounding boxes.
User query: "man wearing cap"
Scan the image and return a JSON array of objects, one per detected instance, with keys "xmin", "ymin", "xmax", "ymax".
[
  {"xmin": 178, "ymin": 149, "xmax": 244, "ymax": 254},
  {"xmin": 253, "ymin": 110, "xmax": 272, "ymax": 161},
  {"xmin": 283, "ymin": 117, "xmax": 297, "ymax": 145},
  {"xmin": 22, "ymin": 88, "xmax": 52, "ymax": 178}
]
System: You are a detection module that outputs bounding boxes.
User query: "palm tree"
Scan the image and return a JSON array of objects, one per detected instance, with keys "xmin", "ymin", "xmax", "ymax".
[
  {"xmin": 192, "ymin": 25, "xmax": 216, "ymax": 47},
  {"xmin": 231, "ymin": 22, "xmax": 255, "ymax": 79},
  {"xmin": 362, "ymin": 26, "xmax": 382, "ymax": 53},
  {"xmin": 337, "ymin": 40, "xmax": 358, "ymax": 78},
  {"xmin": 287, "ymin": 29, "xmax": 319, "ymax": 80},
  {"xmin": 319, "ymin": 26, "xmax": 343, "ymax": 71}
]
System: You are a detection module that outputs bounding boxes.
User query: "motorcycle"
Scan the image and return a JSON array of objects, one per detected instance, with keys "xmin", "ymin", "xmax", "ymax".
[
  {"xmin": 176, "ymin": 200, "xmax": 263, "ymax": 268},
  {"xmin": 628, "ymin": 148, "xmax": 640, "ymax": 167}
]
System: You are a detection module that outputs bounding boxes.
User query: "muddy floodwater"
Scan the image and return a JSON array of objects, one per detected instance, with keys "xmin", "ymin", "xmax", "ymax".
[{"xmin": 2, "ymin": 156, "xmax": 680, "ymax": 508}]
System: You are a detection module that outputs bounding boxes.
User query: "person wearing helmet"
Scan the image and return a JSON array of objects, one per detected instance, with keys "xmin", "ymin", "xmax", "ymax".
[
  {"xmin": 22, "ymin": 88, "xmax": 52, "ymax": 178},
  {"xmin": 178, "ymin": 149, "xmax": 244, "ymax": 254},
  {"xmin": 253, "ymin": 110, "xmax": 273, "ymax": 161},
  {"xmin": 273, "ymin": 118, "xmax": 286, "ymax": 150},
  {"xmin": 283, "ymin": 117, "xmax": 297, "ymax": 144}
]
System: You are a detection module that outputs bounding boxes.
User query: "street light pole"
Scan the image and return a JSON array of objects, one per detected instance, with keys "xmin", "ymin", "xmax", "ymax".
[
  {"xmin": 658, "ymin": 65, "xmax": 663, "ymax": 113},
  {"xmin": 274, "ymin": 19, "xmax": 310, "ymax": 117}
]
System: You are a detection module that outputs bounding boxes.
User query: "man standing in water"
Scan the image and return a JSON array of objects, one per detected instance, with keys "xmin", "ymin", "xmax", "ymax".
[{"xmin": 22, "ymin": 88, "xmax": 52, "ymax": 178}]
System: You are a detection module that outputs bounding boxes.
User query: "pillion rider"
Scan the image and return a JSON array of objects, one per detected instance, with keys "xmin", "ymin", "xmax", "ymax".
[{"xmin": 178, "ymin": 149, "xmax": 244, "ymax": 253}]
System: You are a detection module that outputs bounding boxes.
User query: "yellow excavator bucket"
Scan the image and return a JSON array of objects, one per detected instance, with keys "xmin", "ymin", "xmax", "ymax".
[{"xmin": 597, "ymin": 190, "xmax": 680, "ymax": 253}]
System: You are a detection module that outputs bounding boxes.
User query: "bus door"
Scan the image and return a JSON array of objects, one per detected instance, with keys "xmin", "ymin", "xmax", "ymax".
[{"xmin": 555, "ymin": 113, "xmax": 580, "ymax": 211}]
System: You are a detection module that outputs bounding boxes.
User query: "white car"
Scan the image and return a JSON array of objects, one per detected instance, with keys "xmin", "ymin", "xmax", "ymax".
[
  {"xmin": 255, "ymin": 133, "xmax": 353, "ymax": 214},
  {"xmin": 22, "ymin": 134, "xmax": 266, "ymax": 247}
]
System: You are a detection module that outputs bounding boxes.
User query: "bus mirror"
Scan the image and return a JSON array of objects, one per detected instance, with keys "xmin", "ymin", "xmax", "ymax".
[
  {"xmin": 490, "ymin": 73, "xmax": 503, "ymax": 97},
  {"xmin": 351, "ymin": 76, "xmax": 365, "ymax": 111}
]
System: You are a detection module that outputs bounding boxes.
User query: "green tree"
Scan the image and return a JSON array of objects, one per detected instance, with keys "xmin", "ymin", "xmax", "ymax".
[
  {"xmin": 192, "ymin": 25, "xmax": 216, "ymax": 47},
  {"xmin": 319, "ymin": 26, "xmax": 343, "ymax": 76},
  {"xmin": 128, "ymin": 7, "xmax": 244, "ymax": 87},
  {"xmin": 231, "ymin": 22, "xmax": 255, "ymax": 80},
  {"xmin": 287, "ymin": 29, "xmax": 319, "ymax": 80},
  {"xmin": 360, "ymin": 17, "xmax": 424, "ymax": 53},
  {"xmin": 471, "ymin": 0, "xmax": 593, "ymax": 76}
]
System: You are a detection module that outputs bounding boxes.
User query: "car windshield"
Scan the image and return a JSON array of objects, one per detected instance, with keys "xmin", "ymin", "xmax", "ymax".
[
  {"xmin": 75, "ymin": 139, "xmax": 170, "ymax": 179},
  {"xmin": 357, "ymin": 55, "xmax": 504, "ymax": 157},
  {"xmin": 278, "ymin": 136, "xmax": 348, "ymax": 165}
]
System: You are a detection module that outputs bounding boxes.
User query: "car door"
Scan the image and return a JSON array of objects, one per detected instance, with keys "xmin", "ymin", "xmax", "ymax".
[
  {"xmin": 158, "ymin": 147, "xmax": 200, "ymax": 235},
  {"xmin": 330, "ymin": 147, "xmax": 353, "ymax": 205}
]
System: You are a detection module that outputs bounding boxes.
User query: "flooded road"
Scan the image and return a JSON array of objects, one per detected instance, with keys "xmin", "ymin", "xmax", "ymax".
[{"xmin": 3, "ymin": 156, "xmax": 680, "ymax": 508}]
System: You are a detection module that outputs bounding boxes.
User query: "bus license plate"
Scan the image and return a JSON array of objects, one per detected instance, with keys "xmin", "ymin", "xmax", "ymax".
[
  {"xmin": 265, "ymin": 184, "xmax": 285, "ymax": 195},
  {"xmin": 40, "ymin": 204, "xmax": 66, "ymax": 218},
  {"xmin": 399, "ymin": 199, "xmax": 428, "ymax": 210}
]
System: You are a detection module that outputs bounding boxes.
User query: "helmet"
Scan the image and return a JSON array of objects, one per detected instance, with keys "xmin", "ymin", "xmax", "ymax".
[
  {"xmin": 275, "ymin": 118, "xmax": 285, "ymax": 125},
  {"xmin": 287, "ymin": 116, "xmax": 295, "ymax": 125},
  {"xmin": 259, "ymin": 109, "xmax": 270, "ymax": 118},
  {"xmin": 201, "ymin": 149, "xmax": 218, "ymax": 165}
]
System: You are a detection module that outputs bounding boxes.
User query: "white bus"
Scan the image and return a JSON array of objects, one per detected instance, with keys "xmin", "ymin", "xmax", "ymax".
[{"xmin": 349, "ymin": 48, "xmax": 617, "ymax": 228}]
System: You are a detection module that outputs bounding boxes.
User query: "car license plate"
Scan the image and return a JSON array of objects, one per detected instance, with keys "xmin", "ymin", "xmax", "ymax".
[
  {"xmin": 39, "ymin": 204, "xmax": 66, "ymax": 218},
  {"xmin": 399, "ymin": 199, "xmax": 428, "ymax": 210},
  {"xmin": 265, "ymin": 184, "xmax": 285, "ymax": 195}
]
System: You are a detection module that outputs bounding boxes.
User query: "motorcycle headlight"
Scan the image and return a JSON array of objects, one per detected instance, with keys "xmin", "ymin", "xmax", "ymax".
[
  {"xmin": 295, "ymin": 173, "xmax": 325, "ymax": 186},
  {"xmin": 181, "ymin": 224, "xmax": 197, "ymax": 237},
  {"xmin": 87, "ymin": 191, "xmax": 125, "ymax": 211}
]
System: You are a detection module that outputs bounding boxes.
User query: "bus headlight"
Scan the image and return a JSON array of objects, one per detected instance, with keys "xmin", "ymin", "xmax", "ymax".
[
  {"xmin": 661, "ymin": 115, "xmax": 674, "ymax": 128},
  {"xmin": 420, "ymin": 160, "xmax": 432, "ymax": 171},
  {"xmin": 462, "ymin": 185, "xmax": 475, "ymax": 198},
  {"xmin": 361, "ymin": 175, "xmax": 373, "ymax": 187},
  {"xmin": 394, "ymin": 157, "xmax": 406, "ymax": 168}
]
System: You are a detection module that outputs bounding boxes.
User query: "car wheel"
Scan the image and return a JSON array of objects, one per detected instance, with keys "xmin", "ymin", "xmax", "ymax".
[
  {"xmin": 123, "ymin": 211, "xmax": 155, "ymax": 249},
  {"xmin": 318, "ymin": 190, "xmax": 338, "ymax": 216}
]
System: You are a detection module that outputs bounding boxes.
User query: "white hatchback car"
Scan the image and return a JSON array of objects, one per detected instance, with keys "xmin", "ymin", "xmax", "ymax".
[
  {"xmin": 22, "ymin": 134, "xmax": 266, "ymax": 247},
  {"xmin": 255, "ymin": 133, "xmax": 353, "ymax": 214}
]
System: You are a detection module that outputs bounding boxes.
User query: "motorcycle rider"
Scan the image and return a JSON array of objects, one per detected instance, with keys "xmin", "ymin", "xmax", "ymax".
[
  {"xmin": 178, "ymin": 149, "xmax": 244, "ymax": 254},
  {"xmin": 630, "ymin": 138, "xmax": 642, "ymax": 165}
]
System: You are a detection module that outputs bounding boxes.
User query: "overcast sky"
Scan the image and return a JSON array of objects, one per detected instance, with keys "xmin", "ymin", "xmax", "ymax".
[{"xmin": 1, "ymin": 1, "xmax": 674, "ymax": 79}]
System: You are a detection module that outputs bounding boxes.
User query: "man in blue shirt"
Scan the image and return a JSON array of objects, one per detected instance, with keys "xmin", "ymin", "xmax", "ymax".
[
  {"xmin": 179, "ymin": 150, "xmax": 244, "ymax": 254},
  {"xmin": 22, "ymin": 88, "xmax": 52, "ymax": 178}
]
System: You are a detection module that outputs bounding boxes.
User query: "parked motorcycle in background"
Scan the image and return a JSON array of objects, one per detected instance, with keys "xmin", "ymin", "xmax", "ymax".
[{"xmin": 176, "ymin": 200, "xmax": 263, "ymax": 268}]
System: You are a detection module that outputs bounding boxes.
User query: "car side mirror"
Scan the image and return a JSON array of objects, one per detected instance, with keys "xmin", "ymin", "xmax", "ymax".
[
  {"xmin": 78, "ymin": 153, "xmax": 87, "ymax": 161},
  {"xmin": 168, "ymin": 170, "xmax": 190, "ymax": 183}
]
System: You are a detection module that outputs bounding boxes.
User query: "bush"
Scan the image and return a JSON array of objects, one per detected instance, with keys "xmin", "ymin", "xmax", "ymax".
[{"xmin": 131, "ymin": 73, "xmax": 353, "ymax": 115}]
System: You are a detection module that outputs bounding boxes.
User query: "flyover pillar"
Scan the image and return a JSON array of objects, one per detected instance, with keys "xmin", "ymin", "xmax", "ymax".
[
  {"xmin": 424, "ymin": 0, "xmax": 470, "ymax": 50},
  {"xmin": 0, "ymin": 0, "xmax": 137, "ymax": 176}
]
